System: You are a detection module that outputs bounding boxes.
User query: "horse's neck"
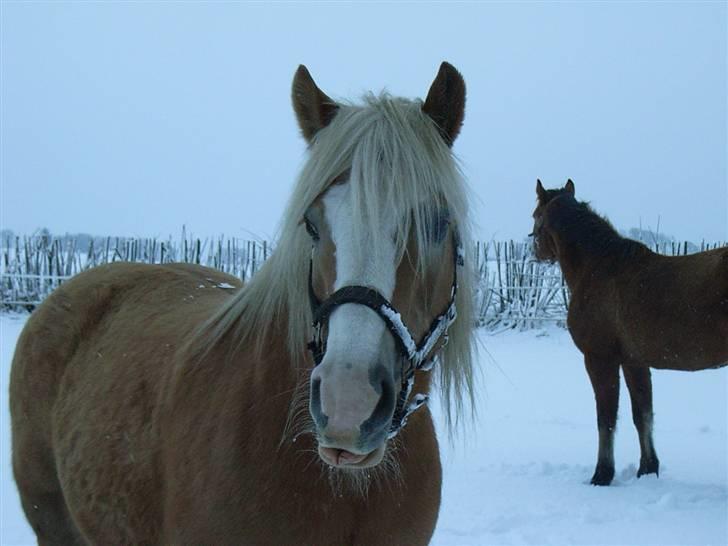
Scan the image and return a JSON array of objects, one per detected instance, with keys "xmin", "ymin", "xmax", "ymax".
[
  {"xmin": 551, "ymin": 219, "xmax": 620, "ymax": 290},
  {"xmin": 213, "ymin": 311, "xmax": 302, "ymax": 401},
  {"xmin": 553, "ymin": 221, "xmax": 651, "ymax": 292},
  {"xmin": 554, "ymin": 245, "xmax": 587, "ymax": 291}
]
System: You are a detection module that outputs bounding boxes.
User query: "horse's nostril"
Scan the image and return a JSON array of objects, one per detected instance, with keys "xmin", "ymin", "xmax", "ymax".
[
  {"xmin": 309, "ymin": 377, "xmax": 328, "ymax": 429},
  {"xmin": 359, "ymin": 378, "xmax": 395, "ymax": 441}
]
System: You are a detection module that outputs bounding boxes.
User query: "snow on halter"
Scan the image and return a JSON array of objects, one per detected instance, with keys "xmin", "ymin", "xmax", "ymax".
[{"xmin": 307, "ymin": 234, "xmax": 463, "ymax": 439}]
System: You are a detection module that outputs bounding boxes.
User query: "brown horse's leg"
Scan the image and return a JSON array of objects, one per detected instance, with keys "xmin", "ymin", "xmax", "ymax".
[
  {"xmin": 584, "ymin": 355, "xmax": 620, "ymax": 486},
  {"xmin": 622, "ymin": 365, "xmax": 659, "ymax": 478}
]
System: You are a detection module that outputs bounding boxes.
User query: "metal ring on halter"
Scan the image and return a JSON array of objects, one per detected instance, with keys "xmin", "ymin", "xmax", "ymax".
[{"xmin": 306, "ymin": 232, "xmax": 463, "ymax": 438}]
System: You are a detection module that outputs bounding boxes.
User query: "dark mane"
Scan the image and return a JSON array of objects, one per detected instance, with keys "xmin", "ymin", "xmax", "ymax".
[{"xmin": 547, "ymin": 195, "xmax": 651, "ymax": 263}]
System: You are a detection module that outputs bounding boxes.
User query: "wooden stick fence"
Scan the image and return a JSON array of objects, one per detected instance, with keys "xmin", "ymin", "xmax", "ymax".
[{"xmin": 2, "ymin": 234, "xmax": 724, "ymax": 329}]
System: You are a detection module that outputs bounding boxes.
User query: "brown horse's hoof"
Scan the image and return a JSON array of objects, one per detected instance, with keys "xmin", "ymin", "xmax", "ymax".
[
  {"xmin": 590, "ymin": 465, "xmax": 614, "ymax": 486},
  {"xmin": 637, "ymin": 457, "xmax": 660, "ymax": 478}
]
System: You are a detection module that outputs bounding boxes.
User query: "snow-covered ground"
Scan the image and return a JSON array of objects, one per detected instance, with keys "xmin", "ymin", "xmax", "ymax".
[{"xmin": 1, "ymin": 314, "xmax": 726, "ymax": 545}]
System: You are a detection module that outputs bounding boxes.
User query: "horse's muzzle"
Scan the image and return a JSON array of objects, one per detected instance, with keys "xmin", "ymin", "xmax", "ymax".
[
  {"xmin": 317, "ymin": 445, "xmax": 386, "ymax": 468},
  {"xmin": 309, "ymin": 362, "xmax": 396, "ymax": 464}
]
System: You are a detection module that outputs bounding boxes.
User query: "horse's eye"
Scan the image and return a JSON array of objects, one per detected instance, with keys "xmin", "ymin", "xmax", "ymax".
[
  {"xmin": 428, "ymin": 211, "xmax": 450, "ymax": 243},
  {"xmin": 531, "ymin": 216, "xmax": 544, "ymax": 236},
  {"xmin": 304, "ymin": 217, "xmax": 320, "ymax": 241}
]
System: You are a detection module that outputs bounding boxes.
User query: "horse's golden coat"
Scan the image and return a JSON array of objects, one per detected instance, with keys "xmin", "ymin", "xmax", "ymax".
[{"xmin": 10, "ymin": 63, "xmax": 475, "ymax": 545}]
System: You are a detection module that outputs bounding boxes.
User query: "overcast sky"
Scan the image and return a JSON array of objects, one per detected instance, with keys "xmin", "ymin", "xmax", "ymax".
[{"xmin": 2, "ymin": 2, "xmax": 726, "ymax": 243}]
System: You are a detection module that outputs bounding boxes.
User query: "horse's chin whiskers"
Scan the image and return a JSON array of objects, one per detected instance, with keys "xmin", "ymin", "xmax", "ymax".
[
  {"xmin": 292, "ymin": 429, "xmax": 312, "ymax": 443},
  {"xmin": 280, "ymin": 372, "xmax": 313, "ymax": 448},
  {"xmin": 282, "ymin": 379, "xmax": 401, "ymax": 494},
  {"xmin": 319, "ymin": 442, "xmax": 403, "ymax": 499},
  {"xmin": 281, "ymin": 362, "xmax": 405, "ymax": 495}
]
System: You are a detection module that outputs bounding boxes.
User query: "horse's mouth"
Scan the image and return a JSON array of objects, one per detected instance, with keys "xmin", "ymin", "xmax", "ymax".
[{"xmin": 318, "ymin": 444, "xmax": 386, "ymax": 468}]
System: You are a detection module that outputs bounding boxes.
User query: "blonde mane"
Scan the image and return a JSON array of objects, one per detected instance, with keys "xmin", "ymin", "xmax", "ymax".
[{"xmin": 198, "ymin": 93, "xmax": 475, "ymax": 428}]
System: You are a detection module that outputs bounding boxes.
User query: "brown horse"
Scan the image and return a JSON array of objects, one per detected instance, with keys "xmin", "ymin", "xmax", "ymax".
[
  {"xmin": 10, "ymin": 63, "xmax": 477, "ymax": 544},
  {"xmin": 531, "ymin": 179, "xmax": 728, "ymax": 486}
]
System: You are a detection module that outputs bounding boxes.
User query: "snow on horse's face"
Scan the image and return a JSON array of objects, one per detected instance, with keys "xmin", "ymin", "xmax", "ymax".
[{"xmin": 292, "ymin": 64, "xmax": 466, "ymax": 468}]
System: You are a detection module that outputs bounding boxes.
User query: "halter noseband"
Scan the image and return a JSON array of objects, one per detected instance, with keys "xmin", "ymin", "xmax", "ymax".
[{"xmin": 307, "ymin": 235, "xmax": 464, "ymax": 439}]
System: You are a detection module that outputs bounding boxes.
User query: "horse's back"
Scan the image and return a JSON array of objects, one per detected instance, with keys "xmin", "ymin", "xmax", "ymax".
[
  {"xmin": 9, "ymin": 262, "xmax": 241, "ymax": 544},
  {"xmin": 614, "ymin": 247, "xmax": 728, "ymax": 369}
]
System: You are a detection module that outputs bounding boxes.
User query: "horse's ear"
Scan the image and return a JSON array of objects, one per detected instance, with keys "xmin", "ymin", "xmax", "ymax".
[
  {"xmin": 422, "ymin": 62, "xmax": 466, "ymax": 146},
  {"xmin": 536, "ymin": 179, "xmax": 547, "ymax": 201},
  {"xmin": 292, "ymin": 65, "xmax": 339, "ymax": 143},
  {"xmin": 565, "ymin": 179, "xmax": 575, "ymax": 196}
]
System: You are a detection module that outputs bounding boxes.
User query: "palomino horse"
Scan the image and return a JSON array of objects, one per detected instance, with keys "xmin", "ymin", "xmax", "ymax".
[
  {"xmin": 10, "ymin": 63, "xmax": 476, "ymax": 544},
  {"xmin": 531, "ymin": 179, "xmax": 728, "ymax": 486}
]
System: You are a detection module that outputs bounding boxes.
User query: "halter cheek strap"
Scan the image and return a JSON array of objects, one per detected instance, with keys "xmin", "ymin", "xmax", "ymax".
[{"xmin": 307, "ymin": 236, "xmax": 463, "ymax": 438}]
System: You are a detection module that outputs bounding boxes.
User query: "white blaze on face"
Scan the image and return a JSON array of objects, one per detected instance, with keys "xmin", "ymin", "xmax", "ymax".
[
  {"xmin": 315, "ymin": 184, "xmax": 398, "ymax": 436},
  {"xmin": 322, "ymin": 184, "xmax": 397, "ymax": 359}
]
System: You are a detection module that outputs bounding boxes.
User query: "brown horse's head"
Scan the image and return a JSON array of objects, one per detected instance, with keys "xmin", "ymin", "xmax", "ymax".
[
  {"xmin": 532, "ymin": 178, "xmax": 575, "ymax": 262},
  {"xmin": 289, "ymin": 63, "xmax": 471, "ymax": 469}
]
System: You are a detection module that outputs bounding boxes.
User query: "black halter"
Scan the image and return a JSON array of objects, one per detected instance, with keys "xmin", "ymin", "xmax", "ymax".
[{"xmin": 307, "ymin": 236, "xmax": 464, "ymax": 439}]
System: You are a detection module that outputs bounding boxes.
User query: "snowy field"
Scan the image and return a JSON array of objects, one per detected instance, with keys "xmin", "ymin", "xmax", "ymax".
[{"xmin": 1, "ymin": 313, "xmax": 726, "ymax": 546}]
